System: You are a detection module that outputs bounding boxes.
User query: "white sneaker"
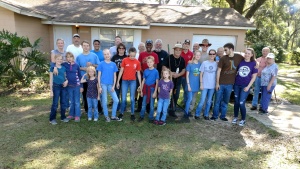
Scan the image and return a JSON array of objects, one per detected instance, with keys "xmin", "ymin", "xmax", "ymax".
[
  {"xmin": 232, "ymin": 117, "xmax": 238, "ymax": 124},
  {"xmin": 94, "ymin": 118, "xmax": 98, "ymax": 122},
  {"xmin": 88, "ymin": 118, "xmax": 92, "ymax": 121},
  {"xmin": 105, "ymin": 116, "xmax": 111, "ymax": 122},
  {"xmin": 239, "ymin": 120, "xmax": 246, "ymax": 126}
]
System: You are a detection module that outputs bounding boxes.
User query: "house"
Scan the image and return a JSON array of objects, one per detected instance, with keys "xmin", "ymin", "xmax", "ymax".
[{"xmin": 0, "ymin": 0, "xmax": 255, "ymax": 55}]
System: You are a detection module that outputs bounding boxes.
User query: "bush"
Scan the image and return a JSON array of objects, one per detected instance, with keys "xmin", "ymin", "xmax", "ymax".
[
  {"xmin": 0, "ymin": 30, "xmax": 49, "ymax": 89},
  {"xmin": 290, "ymin": 48, "xmax": 300, "ymax": 65}
]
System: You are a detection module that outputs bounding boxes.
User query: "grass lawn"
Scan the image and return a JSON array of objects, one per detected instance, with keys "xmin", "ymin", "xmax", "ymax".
[
  {"xmin": 276, "ymin": 63, "xmax": 300, "ymax": 105},
  {"xmin": 0, "ymin": 91, "xmax": 299, "ymax": 169}
]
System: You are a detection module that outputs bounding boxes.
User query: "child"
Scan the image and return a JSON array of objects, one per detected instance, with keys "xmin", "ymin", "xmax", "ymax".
[
  {"xmin": 81, "ymin": 66, "xmax": 99, "ymax": 121},
  {"xmin": 138, "ymin": 56, "xmax": 159, "ymax": 122},
  {"xmin": 232, "ymin": 48, "xmax": 258, "ymax": 126},
  {"xmin": 194, "ymin": 49, "xmax": 218, "ymax": 120},
  {"xmin": 49, "ymin": 55, "xmax": 69, "ymax": 125},
  {"xmin": 184, "ymin": 50, "xmax": 201, "ymax": 118},
  {"xmin": 260, "ymin": 53, "xmax": 278, "ymax": 114},
  {"xmin": 64, "ymin": 52, "xmax": 82, "ymax": 122},
  {"xmin": 154, "ymin": 69, "xmax": 174, "ymax": 125},
  {"xmin": 97, "ymin": 49, "xmax": 121, "ymax": 122},
  {"xmin": 116, "ymin": 47, "xmax": 142, "ymax": 121}
]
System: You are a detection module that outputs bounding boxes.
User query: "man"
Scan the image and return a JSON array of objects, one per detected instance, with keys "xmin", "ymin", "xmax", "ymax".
[
  {"xmin": 181, "ymin": 39, "xmax": 193, "ymax": 108},
  {"xmin": 216, "ymin": 47, "xmax": 224, "ymax": 62},
  {"xmin": 76, "ymin": 40, "xmax": 101, "ymax": 114},
  {"xmin": 90, "ymin": 39, "xmax": 104, "ymax": 62},
  {"xmin": 193, "ymin": 42, "xmax": 200, "ymax": 52},
  {"xmin": 109, "ymin": 36, "xmax": 122, "ymax": 57},
  {"xmin": 66, "ymin": 34, "xmax": 83, "ymax": 60},
  {"xmin": 153, "ymin": 39, "xmax": 169, "ymax": 78},
  {"xmin": 251, "ymin": 47, "xmax": 270, "ymax": 110},
  {"xmin": 163, "ymin": 44, "xmax": 186, "ymax": 117},
  {"xmin": 199, "ymin": 39, "xmax": 212, "ymax": 63},
  {"xmin": 211, "ymin": 43, "xmax": 243, "ymax": 121},
  {"xmin": 136, "ymin": 42, "xmax": 146, "ymax": 59}
]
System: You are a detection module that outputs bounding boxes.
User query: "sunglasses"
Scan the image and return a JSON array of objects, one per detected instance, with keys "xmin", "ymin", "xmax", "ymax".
[
  {"xmin": 201, "ymin": 45, "xmax": 209, "ymax": 47},
  {"xmin": 209, "ymin": 53, "xmax": 216, "ymax": 55}
]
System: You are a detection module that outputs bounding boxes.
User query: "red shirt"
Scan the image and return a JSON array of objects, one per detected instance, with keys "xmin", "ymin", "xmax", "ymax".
[
  {"xmin": 138, "ymin": 51, "xmax": 159, "ymax": 71},
  {"xmin": 181, "ymin": 49, "xmax": 193, "ymax": 77},
  {"xmin": 121, "ymin": 57, "xmax": 141, "ymax": 80}
]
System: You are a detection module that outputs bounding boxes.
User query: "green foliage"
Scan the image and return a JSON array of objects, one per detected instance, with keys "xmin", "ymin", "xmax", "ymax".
[
  {"xmin": 0, "ymin": 30, "xmax": 49, "ymax": 88},
  {"xmin": 290, "ymin": 48, "xmax": 300, "ymax": 65}
]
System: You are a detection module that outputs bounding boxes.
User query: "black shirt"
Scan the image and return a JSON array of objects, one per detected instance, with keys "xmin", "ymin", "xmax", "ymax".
[
  {"xmin": 153, "ymin": 49, "xmax": 169, "ymax": 77},
  {"xmin": 163, "ymin": 54, "xmax": 186, "ymax": 77},
  {"xmin": 111, "ymin": 54, "xmax": 127, "ymax": 77}
]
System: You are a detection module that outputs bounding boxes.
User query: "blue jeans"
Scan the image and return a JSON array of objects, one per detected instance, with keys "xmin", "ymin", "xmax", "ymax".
[
  {"xmin": 50, "ymin": 83, "xmax": 67, "ymax": 121},
  {"xmin": 101, "ymin": 84, "xmax": 119, "ymax": 118},
  {"xmin": 195, "ymin": 89, "xmax": 215, "ymax": 117},
  {"xmin": 185, "ymin": 91, "xmax": 197, "ymax": 115},
  {"xmin": 121, "ymin": 80, "xmax": 136, "ymax": 114},
  {"xmin": 140, "ymin": 87, "xmax": 155, "ymax": 120},
  {"xmin": 233, "ymin": 85, "xmax": 250, "ymax": 120},
  {"xmin": 252, "ymin": 77, "xmax": 261, "ymax": 107},
  {"xmin": 261, "ymin": 86, "xmax": 275, "ymax": 112},
  {"xmin": 213, "ymin": 84, "xmax": 233, "ymax": 119},
  {"xmin": 156, "ymin": 98, "xmax": 170, "ymax": 122},
  {"xmin": 67, "ymin": 86, "xmax": 81, "ymax": 117},
  {"xmin": 87, "ymin": 98, "xmax": 99, "ymax": 119},
  {"xmin": 182, "ymin": 77, "xmax": 188, "ymax": 103}
]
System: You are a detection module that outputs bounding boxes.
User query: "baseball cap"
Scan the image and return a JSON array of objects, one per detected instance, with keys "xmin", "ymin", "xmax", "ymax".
[
  {"xmin": 145, "ymin": 39, "xmax": 153, "ymax": 44},
  {"xmin": 266, "ymin": 53, "xmax": 275, "ymax": 59},
  {"xmin": 184, "ymin": 39, "xmax": 190, "ymax": 45},
  {"xmin": 173, "ymin": 44, "xmax": 183, "ymax": 49},
  {"xmin": 73, "ymin": 34, "xmax": 80, "ymax": 38}
]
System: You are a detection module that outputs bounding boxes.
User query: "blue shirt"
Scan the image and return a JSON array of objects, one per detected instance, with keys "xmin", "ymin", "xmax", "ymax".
[
  {"xmin": 143, "ymin": 68, "xmax": 159, "ymax": 85},
  {"xmin": 200, "ymin": 61, "xmax": 217, "ymax": 89},
  {"xmin": 186, "ymin": 62, "xmax": 201, "ymax": 92},
  {"xmin": 97, "ymin": 61, "xmax": 118, "ymax": 85},
  {"xmin": 50, "ymin": 66, "xmax": 66, "ymax": 84},
  {"xmin": 91, "ymin": 50, "xmax": 104, "ymax": 62},
  {"xmin": 76, "ymin": 52, "xmax": 100, "ymax": 76},
  {"xmin": 62, "ymin": 62, "xmax": 82, "ymax": 87}
]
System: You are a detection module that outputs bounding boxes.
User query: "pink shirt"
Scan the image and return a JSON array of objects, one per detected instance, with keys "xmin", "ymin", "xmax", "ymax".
[{"xmin": 256, "ymin": 56, "xmax": 267, "ymax": 77}]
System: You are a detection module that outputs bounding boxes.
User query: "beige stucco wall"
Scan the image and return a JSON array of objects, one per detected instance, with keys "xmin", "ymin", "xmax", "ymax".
[
  {"xmin": 14, "ymin": 13, "xmax": 50, "ymax": 53},
  {"xmin": 142, "ymin": 26, "xmax": 246, "ymax": 53},
  {"xmin": 0, "ymin": 6, "xmax": 16, "ymax": 33}
]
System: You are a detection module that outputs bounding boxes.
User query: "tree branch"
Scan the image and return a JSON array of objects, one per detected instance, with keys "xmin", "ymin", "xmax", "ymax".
[{"xmin": 245, "ymin": 0, "xmax": 268, "ymax": 19}]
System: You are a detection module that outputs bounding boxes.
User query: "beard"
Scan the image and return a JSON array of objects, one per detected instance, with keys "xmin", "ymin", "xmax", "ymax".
[{"xmin": 155, "ymin": 48, "xmax": 161, "ymax": 52}]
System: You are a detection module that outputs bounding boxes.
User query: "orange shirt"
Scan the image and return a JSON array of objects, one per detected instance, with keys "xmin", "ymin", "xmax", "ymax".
[{"xmin": 121, "ymin": 57, "xmax": 141, "ymax": 80}]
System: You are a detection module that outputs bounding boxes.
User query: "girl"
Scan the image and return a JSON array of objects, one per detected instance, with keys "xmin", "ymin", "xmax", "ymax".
[
  {"xmin": 232, "ymin": 48, "xmax": 258, "ymax": 126},
  {"xmin": 116, "ymin": 47, "xmax": 142, "ymax": 121},
  {"xmin": 97, "ymin": 49, "xmax": 121, "ymax": 122},
  {"xmin": 49, "ymin": 55, "xmax": 69, "ymax": 125},
  {"xmin": 139, "ymin": 56, "xmax": 159, "ymax": 123},
  {"xmin": 154, "ymin": 69, "xmax": 174, "ymax": 125},
  {"xmin": 64, "ymin": 52, "xmax": 82, "ymax": 122},
  {"xmin": 194, "ymin": 49, "xmax": 218, "ymax": 120},
  {"xmin": 185, "ymin": 50, "xmax": 201, "ymax": 118},
  {"xmin": 81, "ymin": 66, "xmax": 99, "ymax": 121},
  {"xmin": 260, "ymin": 53, "xmax": 278, "ymax": 114}
]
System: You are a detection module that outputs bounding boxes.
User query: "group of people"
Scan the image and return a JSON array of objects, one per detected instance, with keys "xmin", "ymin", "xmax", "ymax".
[{"xmin": 49, "ymin": 33, "xmax": 278, "ymax": 127}]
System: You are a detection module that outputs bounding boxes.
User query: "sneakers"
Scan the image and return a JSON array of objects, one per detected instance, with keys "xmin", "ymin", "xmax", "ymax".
[
  {"xmin": 94, "ymin": 118, "xmax": 98, "ymax": 122},
  {"xmin": 148, "ymin": 119, "xmax": 154, "ymax": 123},
  {"xmin": 111, "ymin": 117, "xmax": 122, "ymax": 121},
  {"xmin": 118, "ymin": 114, "xmax": 123, "ymax": 120},
  {"xmin": 204, "ymin": 116, "xmax": 209, "ymax": 120},
  {"xmin": 130, "ymin": 114, "xmax": 136, "ymax": 121},
  {"xmin": 239, "ymin": 120, "xmax": 246, "ymax": 126},
  {"xmin": 61, "ymin": 118, "xmax": 69, "ymax": 123},
  {"xmin": 188, "ymin": 112, "xmax": 193, "ymax": 117},
  {"xmin": 49, "ymin": 119, "xmax": 57, "ymax": 125},
  {"xmin": 158, "ymin": 121, "xmax": 166, "ymax": 126},
  {"xmin": 88, "ymin": 118, "xmax": 92, "ymax": 121},
  {"xmin": 250, "ymin": 106, "xmax": 257, "ymax": 110},
  {"xmin": 138, "ymin": 117, "xmax": 144, "ymax": 122},
  {"xmin": 220, "ymin": 117, "xmax": 228, "ymax": 121},
  {"xmin": 153, "ymin": 120, "xmax": 159, "ymax": 125},
  {"xmin": 105, "ymin": 116, "xmax": 111, "ymax": 122},
  {"xmin": 74, "ymin": 117, "xmax": 80, "ymax": 122},
  {"xmin": 210, "ymin": 117, "xmax": 217, "ymax": 121},
  {"xmin": 232, "ymin": 117, "xmax": 238, "ymax": 124},
  {"xmin": 194, "ymin": 116, "xmax": 200, "ymax": 120},
  {"xmin": 67, "ymin": 116, "xmax": 74, "ymax": 120}
]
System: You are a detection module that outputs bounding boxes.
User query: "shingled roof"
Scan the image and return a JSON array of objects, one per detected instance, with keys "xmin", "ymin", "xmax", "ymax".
[{"xmin": 0, "ymin": 0, "xmax": 255, "ymax": 29}]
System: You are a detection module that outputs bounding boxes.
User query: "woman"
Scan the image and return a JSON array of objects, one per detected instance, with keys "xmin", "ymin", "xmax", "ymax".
[
  {"xmin": 51, "ymin": 38, "xmax": 66, "ymax": 65},
  {"xmin": 232, "ymin": 48, "xmax": 258, "ymax": 126}
]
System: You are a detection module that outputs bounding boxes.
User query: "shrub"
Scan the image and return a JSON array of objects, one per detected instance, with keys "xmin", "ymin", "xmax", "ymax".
[
  {"xmin": 290, "ymin": 48, "xmax": 300, "ymax": 65},
  {"xmin": 0, "ymin": 30, "xmax": 49, "ymax": 89}
]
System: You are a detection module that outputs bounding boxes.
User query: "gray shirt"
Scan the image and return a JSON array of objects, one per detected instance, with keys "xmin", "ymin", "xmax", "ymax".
[
  {"xmin": 200, "ymin": 52, "xmax": 209, "ymax": 63},
  {"xmin": 261, "ymin": 63, "xmax": 278, "ymax": 86},
  {"xmin": 200, "ymin": 60, "xmax": 217, "ymax": 89}
]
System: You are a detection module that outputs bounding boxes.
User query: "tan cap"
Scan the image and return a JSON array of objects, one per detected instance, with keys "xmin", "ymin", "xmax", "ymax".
[{"xmin": 173, "ymin": 44, "xmax": 182, "ymax": 49}]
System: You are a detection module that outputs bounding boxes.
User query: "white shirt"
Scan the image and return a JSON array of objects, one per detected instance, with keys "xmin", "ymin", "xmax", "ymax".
[{"xmin": 66, "ymin": 44, "xmax": 83, "ymax": 60}]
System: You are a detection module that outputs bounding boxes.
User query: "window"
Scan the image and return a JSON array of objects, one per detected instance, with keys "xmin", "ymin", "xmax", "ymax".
[{"xmin": 94, "ymin": 28, "xmax": 134, "ymax": 52}]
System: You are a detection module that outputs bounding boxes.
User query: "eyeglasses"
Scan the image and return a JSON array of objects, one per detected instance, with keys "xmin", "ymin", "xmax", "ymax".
[
  {"xmin": 209, "ymin": 53, "xmax": 216, "ymax": 55},
  {"xmin": 118, "ymin": 48, "xmax": 125, "ymax": 50}
]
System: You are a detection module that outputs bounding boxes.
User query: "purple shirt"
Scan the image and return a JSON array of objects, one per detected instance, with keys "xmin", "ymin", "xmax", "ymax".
[
  {"xmin": 235, "ymin": 60, "xmax": 258, "ymax": 86},
  {"xmin": 86, "ymin": 78, "xmax": 98, "ymax": 99},
  {"xmin": 158, "ymin": 79, "xmax": 174, "ymax": 99}
]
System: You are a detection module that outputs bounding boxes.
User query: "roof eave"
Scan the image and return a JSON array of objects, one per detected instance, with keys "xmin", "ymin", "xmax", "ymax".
[
  {"xmin": 150, "ymin": 23, "xmax": 256, "ymax": 30},
  {"xmin": 0, "ymin": 1, "xmax": 48, "ymax": 19},
  {"xmin": 42, "ymin": 21, "xmax": 150, "ymax": 29}
]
